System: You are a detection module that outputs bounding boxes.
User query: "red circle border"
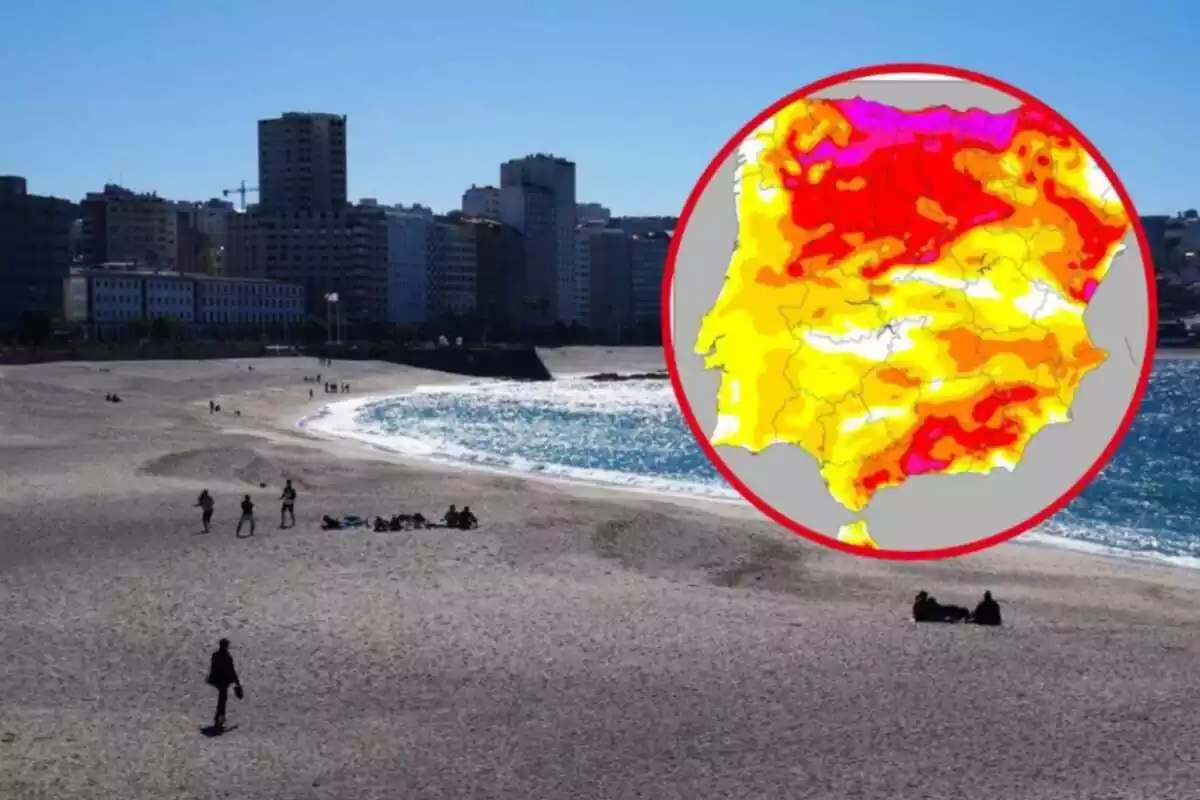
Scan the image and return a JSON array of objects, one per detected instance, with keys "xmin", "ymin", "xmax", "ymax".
[{"xmin": 659, "ymin": 61, "xmax": 1160, "ymax": 561}]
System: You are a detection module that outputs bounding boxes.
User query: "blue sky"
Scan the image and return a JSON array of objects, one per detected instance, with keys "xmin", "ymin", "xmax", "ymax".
[{"xmin": 1, "ymin": 0, "xmax": 1195, "ymax": 216}]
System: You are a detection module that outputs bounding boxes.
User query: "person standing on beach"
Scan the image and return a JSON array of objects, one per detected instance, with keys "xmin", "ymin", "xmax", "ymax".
[
  {"xmin": 196, "ymin": 490, "xmax": 215, "ymax": 533},
  {"xmin": 206, "ymin": 638, "xmax": 242, "ymax": 730},
  {"xmin": 236, "ymin": 495, "xmax": 256, "ymax": 537},
  {"xmin": 279, "ymin": 480, "xmax": 297, "ymax": 528}
]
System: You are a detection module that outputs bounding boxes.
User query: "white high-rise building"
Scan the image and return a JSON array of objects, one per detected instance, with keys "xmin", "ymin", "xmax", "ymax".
[
  {"xmin": 574, "ymin": 220, "xmax": 608, "ymax": 327},
  {"xmin": 384, "ymin": 204, "xmax": 435, "ymax": 325},
  {"xmin": 462, "ymin": 185, "xmax": 501, "ymax": 220},
  {"xmin": 500, "ymin": 154, "xmax": 576, "ymax": 326}
]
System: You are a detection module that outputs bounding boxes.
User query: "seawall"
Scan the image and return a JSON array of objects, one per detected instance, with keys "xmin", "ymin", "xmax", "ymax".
[{"xmin": 310, "ymin": 343, "xmax": 553, "ymax": 381}]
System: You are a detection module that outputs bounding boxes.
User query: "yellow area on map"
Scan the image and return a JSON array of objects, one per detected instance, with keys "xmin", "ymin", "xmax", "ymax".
[
  {"xmin": 837, "ymin": 520, "xmax": 879, "ymax": 549},
  {"xmin": 695, "ymin": 96, "xmax": 1132, "ymax": 544}
]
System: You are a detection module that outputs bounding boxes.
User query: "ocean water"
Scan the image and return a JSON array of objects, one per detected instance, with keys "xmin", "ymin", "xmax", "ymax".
[{"xmin": 302, "ymin": 358, "xmax": 1200, "ymax": 566}]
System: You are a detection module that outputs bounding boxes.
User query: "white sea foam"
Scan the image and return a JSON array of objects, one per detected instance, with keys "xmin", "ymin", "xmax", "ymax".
[
  {"xmin": 299, "ymin": 378, "xmax": 742, "ymax": 503},
  {"xmin": 296, "ymin": 374, "xmax": 1199, "ymax": 570}
]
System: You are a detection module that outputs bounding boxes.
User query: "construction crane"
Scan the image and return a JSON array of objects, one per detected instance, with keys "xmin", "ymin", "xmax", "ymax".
[{"xmin": 222, "ymin": 180, "xmax": 259, "ymax": 210}]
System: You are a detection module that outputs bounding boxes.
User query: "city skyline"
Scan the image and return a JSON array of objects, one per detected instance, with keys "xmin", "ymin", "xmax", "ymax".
[{"xmin": 2, "ymin": 1, "xmax": 1197, "ymax": 217}]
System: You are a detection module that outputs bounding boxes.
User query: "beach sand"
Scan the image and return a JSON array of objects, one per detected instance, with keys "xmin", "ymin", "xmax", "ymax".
[{"xmin": 2, "ymin": 348, "xmax": 1198, "ymax": 799}]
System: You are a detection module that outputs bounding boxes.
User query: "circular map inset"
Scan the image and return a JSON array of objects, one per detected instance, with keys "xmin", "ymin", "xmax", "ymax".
[{"xmin": 663, "ymin": 63, "xmax": 1157, "ymax": 559}]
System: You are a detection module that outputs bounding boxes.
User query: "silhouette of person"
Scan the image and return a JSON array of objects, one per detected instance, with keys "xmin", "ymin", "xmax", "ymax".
[
  {"xmin": 206, "ymin": 638, "xmax": 241, "ymax": 730},
  {"xmin": 457, "ymin": 506, "xmax": 478, "ymax": 530},
  {"xmin": 972, "ymin": 590, "xmax": 1003, "ymax": 626},
  {"xmin": 236, "ymin": 495, "xmax": 256, "ymax": 537},
  {"xmin": 196, "ymin": 490, "xmax": 215, "ymax": 533},
  {"xmin": 912, "ymin": 590, "xmax": 933, "ymax": 622},
  {"xmin": 279, "ymin": 480, "xmax": 297, "ymax": 528},
  {"xmin": 443, "ymin": 505, "xmax": 459, "ymax": 528}
]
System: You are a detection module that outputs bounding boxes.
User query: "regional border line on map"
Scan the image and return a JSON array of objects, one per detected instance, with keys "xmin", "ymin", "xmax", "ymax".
[{"xmin": 693, "ymin": 94, "xmax": 1131, "ymax": 548}]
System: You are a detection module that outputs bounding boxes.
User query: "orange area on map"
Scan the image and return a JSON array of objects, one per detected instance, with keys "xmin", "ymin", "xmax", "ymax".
[{"xmin": 694, "ymin": 96, "xmax": 1131, "ymax": 537}]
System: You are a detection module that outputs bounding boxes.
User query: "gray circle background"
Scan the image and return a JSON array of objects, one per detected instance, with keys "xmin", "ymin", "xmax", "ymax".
[{"xmin": 669, "ymin": 76, "xmax": 1151, "ymax": 552}]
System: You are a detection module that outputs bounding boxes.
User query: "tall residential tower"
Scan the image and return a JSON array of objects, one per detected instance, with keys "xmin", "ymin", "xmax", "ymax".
[
  {"xmin": 499, "ymin": 153, "xmax": 576, "ymax": 326},
  {"xmin": 257, "ymin": 112, "xmax": 348, "ymax": 213}
]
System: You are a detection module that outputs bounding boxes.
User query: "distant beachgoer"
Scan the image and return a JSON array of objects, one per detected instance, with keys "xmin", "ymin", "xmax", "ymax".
[
  {"xmin": 412, "ymin": 512, "xmax": 426, "ymax": 529},
  {"xmin": 235, "ymin": 409, "xmax": 241, "ymax": 417},
  {"xmin": 913, "ymin": 590, "xmax": 933, "ymax": 622},
  {"xmin": 214, "ymin": 403, "xmax": 221, "ymax": 413},
  {"xmin": 972, "ymin": 591, "xmax": 1003, "ymax": 626},
  {"xmin": 196, "ymin": 490, "xmax": 215, "ymax": 533},
  {"xmin": 206, "ymin": 638, "xmax": 242, "ymax": 730},
  {"xmin": 321, "ymin": 515, "xmax": 340, "ymax": 530},
  {"xmin": 236, "ymin": 495, "xmax": 256, "ymax": 537},
  {"xmin": 279, "ymin": 480, "xmax": 297, "ymax": 528},
  {"xmin": 308, "ymin": 388, "xmax": 313, "ymax": 399},
  {"xmin": 317, "ymin": 372, "xmax": 322, "ymax": 382},
  {"xmin": 457, "ymin": 506, "xmax": 478, "ymax": 530},
  {"xmin": 209, "ymin": 400, "xmax": 215, "ymax": 414},
  {"xmin": 913, "ymin": 591, "xmax": 969, "ymax": 623},
  {"xmin": 373, "ymin": 516, "xmax": 388, "ymax": 532},
  {"xmin": 443, "ymin": 505, "xmax": 460, "ymax": 528}
]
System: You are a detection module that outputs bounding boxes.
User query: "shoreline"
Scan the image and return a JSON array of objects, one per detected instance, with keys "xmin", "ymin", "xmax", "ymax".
[
  {"xmin": 292, "ymin": 368, "xmax": 1200, "ymax": 572},
  {"xmin": 5, "ymin": 349, "xmax": 1200, "ymax": 798}
]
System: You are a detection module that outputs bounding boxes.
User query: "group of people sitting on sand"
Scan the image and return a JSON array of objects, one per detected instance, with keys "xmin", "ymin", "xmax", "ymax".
[
  {"xmin": 912, "ymin": 589, "xmax": 1002, "ymax": 626},
  {"xmin": 320, "ymin": 505, "xmax": 479, "ymax": 532},
  {"xmin": 104, "ymin": 392, "xmax": 123, "ymax": 403}
]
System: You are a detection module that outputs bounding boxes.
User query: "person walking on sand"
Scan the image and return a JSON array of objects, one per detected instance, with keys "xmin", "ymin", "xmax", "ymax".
[
  {"xmin": 196, "ymin": 490, "xmax": 215, "ymax": 533},
  {"xmin": 206, "ymin": 638, "xmax": 242, "ymax": 730},
  {"xmin": 236, "ymin": 495, "xmax": 256, "ymax": 537},
  {"xmin": 279, "ymin": 480, "xmax": 297, "ymax": 529}
]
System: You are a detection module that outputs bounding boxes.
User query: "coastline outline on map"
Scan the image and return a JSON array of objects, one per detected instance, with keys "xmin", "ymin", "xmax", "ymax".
[{"xmin": 692, "ymin": 93, "xmax": 1132, "ymax": 548}]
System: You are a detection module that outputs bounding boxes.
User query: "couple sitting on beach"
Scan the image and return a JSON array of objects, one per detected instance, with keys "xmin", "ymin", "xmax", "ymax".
[
  {"xmin": 442, "ymin": 505, "xmax": 478, "ymax": 530},
  {"xmin": 913, "ymin": 590, "xmax": 1002, "ymax": 626}
]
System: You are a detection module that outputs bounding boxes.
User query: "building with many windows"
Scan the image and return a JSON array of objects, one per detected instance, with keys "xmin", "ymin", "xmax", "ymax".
[
  {"xmin": 63, "ymin": 267, "xmax": 304, "ymax": 338},
  {"xmin": 226, "ymin": 205, "xmax": 387, "ymax": 328},
  {"xmin": 257, "ymin": 112, "xmax": 348, "ymax": 213},
  {"xmin": 462, "ymin": 185, "xmax": 501, "ymax": 221},
  {"xmin": 79, "ymin": 184, "xmax": 178, "ymax": 267},
  {"xmin": 384, "ymin": 204, "xmax": 435, "ymax": 326},
  {"xmin": 465, "ymin": 216, "xmax": 523, "ymax": 326},
  {"xmin": 585, "ymin": 228, "xmax": 672, "ymax": 342},
  {"xmin": 0, "ymin": 176, "xmax": 75, "ymax": 333},
  {"xmin": 428, "ymin": 215, "xmax": 479, "ymax": 317},
  {"xmin": 227, "ymin": 112, "xmax": 387, "ymax": 332},
  {"xmin": 500, "ymin": 153, "xmax": 576, "ymax": 325},
  {"xmin": 630, "ymin": 231, "xmax": 670, "ymax": 330},
  {"xmin": 588, "ymin": 228, "xmax": 633, "ymax": 341},
  {"xmin": 574, "ymin": 220, "xmax": 608, "ymax": 328},
  {"xmin": 193, "ymin": 276, "xmax": 305, "ymax": 328}
]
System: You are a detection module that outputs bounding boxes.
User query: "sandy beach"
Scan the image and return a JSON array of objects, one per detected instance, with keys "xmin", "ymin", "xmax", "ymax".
[{"xmin": 2, "ymin": 348, "xmax": 1199, "ymax": 799}]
